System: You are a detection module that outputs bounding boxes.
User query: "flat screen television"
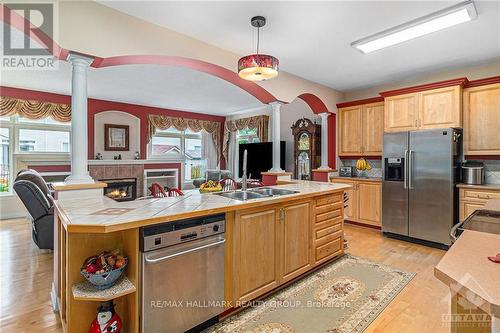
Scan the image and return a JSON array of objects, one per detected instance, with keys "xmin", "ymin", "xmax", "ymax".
[{"xmin": 238, "ymin": 141, "xmax": 286, "ymax": 180}]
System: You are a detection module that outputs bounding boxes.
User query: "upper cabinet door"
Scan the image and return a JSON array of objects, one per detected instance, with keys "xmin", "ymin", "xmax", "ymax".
[
  {"xmin": 419, "ymin": 86, "xmax": 462, "ymax": 129},
  {"xmin": 464, "ymin": 83, "xmax": 500, "ymax": 155},
  {"xmin": 362, "ymin": 102, "xmax": 384, "ymax": 155},
  {"xmin": 384, "ymin": 93, "xmax": 419, "ymax": 132},
  {"xmin": 338, "ymin": 106, "xmax": 362, "ymax": 156}
]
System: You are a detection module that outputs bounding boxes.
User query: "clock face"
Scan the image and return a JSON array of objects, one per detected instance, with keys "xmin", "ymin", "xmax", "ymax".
[{"xmin": 298, "ymin": 133, "xmax": 310, "ymax": 151}]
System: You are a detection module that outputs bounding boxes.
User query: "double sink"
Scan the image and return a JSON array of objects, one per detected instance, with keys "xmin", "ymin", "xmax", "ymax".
[{"xmin": 215, "ymin": 187, "xmax": 299, "ymax": 201}]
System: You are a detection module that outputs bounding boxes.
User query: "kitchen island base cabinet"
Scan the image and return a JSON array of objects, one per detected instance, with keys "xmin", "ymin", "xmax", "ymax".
[
  {"xmin": 53, "ymin": 213, "xmax": 139, "ymax": 333},
  {"xmin": 228, "ymin": 195, "xmax": 344, "ymax": 305}
]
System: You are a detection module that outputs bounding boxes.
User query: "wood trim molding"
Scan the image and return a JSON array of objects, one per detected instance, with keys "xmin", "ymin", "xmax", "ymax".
[
  {"xmin": 379, "ymin": 77, "xmax": 469, "ymax": 97},
  {"xmin": 465, "ymin": 76, "xmax": 500, "ymax": 88},
  {"xmin": 344, "ymin": 220, "xmax": 382, "ymax": 230},
  {"xmin": 336, "ymin": 96, "xmax": 384, "ymax": 108},
  {"xmin": 464, "ymin": 155, "xmax": 500, "ymax": 160}
]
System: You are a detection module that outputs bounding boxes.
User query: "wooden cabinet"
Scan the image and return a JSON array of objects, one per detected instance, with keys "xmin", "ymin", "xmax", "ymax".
[
  {"xmin": 280, "ymin": 202, "xmax": 312, "ymax": 282},
  {"xmin": 463, "ymin": 83, "xmax": 500, "ymax": 155},
  {"xmin": 358, "ymin": 182, "xmax": 382, "ymax": 225},
  {"xmin": 384, "ymin": 93, "xmax": 419, "ymax": 132},
  {"xmin": 338, "ymin": 102, "xmax": 384, "ymax": 156},
  {"xmin": 234, "ymin": 208, "xmax": 279, "ymax": 302},
  {"xmin": 313, "ymin": 193, "xmax": 344, "ymax": 265},
  {"xmin": 338, "ymin": 105, "xmax": 362, "ymax": 155},
  {"xmin": 459, "ymin": 187, "xmax": 500, "ymax": 221},
  {"xmin": 331, "ymin": 178, "xmax": 381, "ymax": 227},
  {"xmin": 362, "ymin": 102, "xmax": 385, "ymax": 155},
  {"xmin": 231, "ymin": 195, "xmax": 345, "ymax": 302},
  {"xmin": 384, "ymin": 86, "xmax": 462, "ymax": 132},
  {"xmin": 420, "ymin": 86, "xmax": 461, "ymax": 129}
]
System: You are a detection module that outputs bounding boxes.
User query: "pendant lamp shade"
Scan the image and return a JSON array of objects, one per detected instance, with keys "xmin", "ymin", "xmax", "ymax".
[{"xmin": 238, "ymin": 16, "xmax": 279, "ymax": 81}]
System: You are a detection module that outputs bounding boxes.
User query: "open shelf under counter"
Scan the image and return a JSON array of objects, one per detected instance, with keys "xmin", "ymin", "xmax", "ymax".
[{"xmin": 72, "ymin": 276, "xmax": 136, "ymax": 302}]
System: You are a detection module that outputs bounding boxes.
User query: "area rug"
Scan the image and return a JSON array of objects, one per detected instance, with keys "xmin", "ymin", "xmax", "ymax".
[{"xmin": 206, "ymin": 254, "xmax": 415, "ymax": 333}]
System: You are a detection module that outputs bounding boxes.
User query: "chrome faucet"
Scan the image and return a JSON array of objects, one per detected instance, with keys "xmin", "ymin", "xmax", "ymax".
[{"xmin": 242, "ymin": 149, "xmax": 248, "ymax": 192}]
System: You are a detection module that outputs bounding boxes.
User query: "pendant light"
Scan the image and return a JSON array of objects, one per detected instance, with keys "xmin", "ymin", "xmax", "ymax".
[{"xmin": 238, "ymin": 16, "xmax": 279, "ymax": 81}]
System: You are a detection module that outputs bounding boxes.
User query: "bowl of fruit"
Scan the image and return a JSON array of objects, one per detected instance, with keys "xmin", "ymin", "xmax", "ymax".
[
  {"xmin": 199, "ymin": 180, "xmax": 222, "ymax": 193},
  {"xmin": 81, "ymin": 249, "xmax": 128, "ymax": 290}
]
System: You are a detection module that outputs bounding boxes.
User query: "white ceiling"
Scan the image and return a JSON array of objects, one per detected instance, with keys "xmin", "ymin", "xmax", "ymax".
[
  {"xmin": 99, "ymin": 1, "xmax": 500, "ymax": 91},
  {"xmin": 1, "ymin": 62, "xmax": 264, "ymax": 115}
]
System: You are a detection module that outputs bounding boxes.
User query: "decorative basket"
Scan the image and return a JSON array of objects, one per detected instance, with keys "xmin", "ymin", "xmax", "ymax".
[{"xmin": 80, "ymin": 259, "xmax": 128, "ymax": 290}]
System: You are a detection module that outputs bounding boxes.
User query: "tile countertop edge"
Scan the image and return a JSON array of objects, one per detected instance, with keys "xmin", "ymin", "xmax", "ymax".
[
  {"xmin": 434, "ymin": 229, "xmax": 500, "ymax": 317},
  {"xmin": 55, "ymin": 182, "xmax": 352, "ymax": 234}
]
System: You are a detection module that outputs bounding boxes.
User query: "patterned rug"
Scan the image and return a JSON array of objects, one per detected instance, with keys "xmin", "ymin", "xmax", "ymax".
[{"xmin": 206, "ymin": 254, "xmax": 414, "ymax": 333}]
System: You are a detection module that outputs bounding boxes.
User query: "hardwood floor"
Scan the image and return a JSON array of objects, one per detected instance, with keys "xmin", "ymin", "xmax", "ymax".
[{"xmin": 0, "ymin": 219, "xmax": 449, "ymax": 333}]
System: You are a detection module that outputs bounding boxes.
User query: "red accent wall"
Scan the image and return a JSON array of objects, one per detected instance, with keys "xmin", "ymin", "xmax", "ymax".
[{"xmin": 0, "ymin": 86, "xmax": 226, "ymax": 166}]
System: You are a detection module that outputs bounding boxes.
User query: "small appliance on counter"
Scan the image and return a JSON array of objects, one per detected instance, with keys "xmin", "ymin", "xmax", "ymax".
[
  {"xmin": 339, "ymin": 166, "xmax": 354, "ymax": 177},
  {"xmin": 462, "ymin": 161, "xmax": 485, "ymax": 185}
]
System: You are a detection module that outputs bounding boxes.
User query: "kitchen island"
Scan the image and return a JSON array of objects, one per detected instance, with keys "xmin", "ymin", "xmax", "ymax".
[
  {"xmin": 435, "ymin": 199, "xmax": 500, "ymax": 332},
  {"xmin": 52, "ymin": 181, "xmax": 350, "ymax": 333}
]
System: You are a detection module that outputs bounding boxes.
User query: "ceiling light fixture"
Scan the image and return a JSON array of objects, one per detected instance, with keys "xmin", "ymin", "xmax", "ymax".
[
  {"xmin": 238, "ymin": 16, "xmax": 279, "ymax": 81},
  {"xmin": 351, "ymin": 0, "xmax": 477, "ymax": 54}
]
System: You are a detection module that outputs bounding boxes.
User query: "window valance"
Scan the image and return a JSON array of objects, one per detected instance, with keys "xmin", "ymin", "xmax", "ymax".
[
  {"xmin": 222, "ymin": 115, "xmax": 269, "ymax": 163},
  {"xmin": 147, "ymin": 114, "xmax": 221, "ymax": 163},
  {"xmin": 0, "ymin": 96, "xmax": 71, "ymax": 122}
]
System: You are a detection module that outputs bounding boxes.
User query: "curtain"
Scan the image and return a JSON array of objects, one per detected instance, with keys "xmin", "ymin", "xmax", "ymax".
[
  {"xmin": 202, "ymin": 131, "xmax": 217, "ymax": 169},
  {"xmin": 0, "ymin": 96, "xmax": 71, "ymax": 122},
  {"xmin": 227, "ymin": 132, "xmax": 238, "ymax": 178},
  {"xmin": 222, "ymin": 115, "xmax": 269, "ymax": 163},
  {"xmin": 148, "ymin": 114, "xmax": 221, "ymax": 164}
]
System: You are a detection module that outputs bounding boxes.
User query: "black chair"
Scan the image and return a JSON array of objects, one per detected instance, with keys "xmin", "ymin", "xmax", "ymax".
[{"xmin": 13, "ymin": 170, "xmax": 54, "ymax": 250}]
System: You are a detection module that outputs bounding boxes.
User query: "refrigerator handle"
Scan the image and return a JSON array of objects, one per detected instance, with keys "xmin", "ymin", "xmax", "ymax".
[
  {"xmin": 404, "ymin": 150, "xmax": 409, "ymax": 189},
  {"xmin": 408, "ymin": 150, "xmax": 414, "ymax": 190}
]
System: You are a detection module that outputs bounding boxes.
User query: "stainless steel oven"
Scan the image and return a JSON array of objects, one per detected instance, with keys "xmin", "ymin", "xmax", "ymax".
[
  {"xmin": 450, "ymin": 209, "xmax": 500, "ymax": 243},
  {"xmin": 140, "ymin": 214, "xmax": 225, "ymax": 333}
]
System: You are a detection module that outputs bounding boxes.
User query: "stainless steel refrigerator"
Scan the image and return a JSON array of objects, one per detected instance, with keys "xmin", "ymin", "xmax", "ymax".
[{"xmin": 382, "ymin": 128, "xmax": 462, "ymax": 247}]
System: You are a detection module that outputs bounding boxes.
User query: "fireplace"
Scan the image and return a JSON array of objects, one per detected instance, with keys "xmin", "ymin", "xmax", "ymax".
[{"xmin": 101, "ymin": 178, "xmax": 137, "ymax": 202}]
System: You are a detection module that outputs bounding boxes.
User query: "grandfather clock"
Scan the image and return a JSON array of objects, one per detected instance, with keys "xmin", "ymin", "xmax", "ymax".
[{"xmin": 291, "ymin": 118, "xmax": 321, "ymax": 180}]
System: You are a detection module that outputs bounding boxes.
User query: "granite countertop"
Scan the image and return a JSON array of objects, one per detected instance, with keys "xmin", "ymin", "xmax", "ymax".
[
  {"xmin": 54, "ymin": 180, "xmax": 351, "ymax": 233},
  {"xmin": 330, "ymin": 176, "xmax": 382, "ymax": 183},
  {"xmin": 434, "ymin": 229, "xmax": 500, "ymax": 317},
  {"xmin": 457, "ymin": 183, "xmax": 500, "ymax": 190}
]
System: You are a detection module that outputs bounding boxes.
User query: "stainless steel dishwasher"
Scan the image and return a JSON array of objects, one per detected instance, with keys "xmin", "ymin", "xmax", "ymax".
[{"xmin": 140, "ymin": 214, "xmax": 225, "ymax": 333}]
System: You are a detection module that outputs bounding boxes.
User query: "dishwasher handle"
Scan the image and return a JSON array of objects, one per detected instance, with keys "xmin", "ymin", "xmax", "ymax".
[{"xmin": 144, "ymin": 238, "xmax": 225, "ymax": 264}]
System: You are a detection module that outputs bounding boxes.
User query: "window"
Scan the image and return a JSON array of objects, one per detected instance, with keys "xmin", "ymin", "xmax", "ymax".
[
  {"xmin": 1, "ymin": 128, "xmax": 10, "ymax": 193},
  {"xmin": 19, "ymin": 129, "xmax": 70, "ymax": 153},
  {"xmin": 148, "ymin": 128, "xmax": 207, "ymax": 182},
  {"xmin": 237, "ymin": 128, "xmax": 260, "ymax": 144},
  {"xmin": 0, "ymin": 116, "xmax": 71, "ymax": 193}
]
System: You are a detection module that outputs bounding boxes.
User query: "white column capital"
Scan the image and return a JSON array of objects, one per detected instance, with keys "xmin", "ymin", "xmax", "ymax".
[{"xmin": 67, "ymin": 53, "xmax": 93, "ymax": 67}]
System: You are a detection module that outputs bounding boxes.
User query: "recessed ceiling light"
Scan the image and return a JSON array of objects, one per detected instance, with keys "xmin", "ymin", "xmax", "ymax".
[{"xmin": 351, "ymin": 0, "xmax": 478, "ymax": 54}]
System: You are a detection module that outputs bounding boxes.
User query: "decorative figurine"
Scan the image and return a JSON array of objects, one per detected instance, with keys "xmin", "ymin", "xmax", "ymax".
[
  {"xmin": 134, "ymin": 151, "xmax": 140, "ymax": 160},
  {"xmin": 95, "ymin": 153, "xmax": 103, "ymax": 160},
  {"xmin": 89, "ymin": 301, "xmax": 122, "ymax": 333}
]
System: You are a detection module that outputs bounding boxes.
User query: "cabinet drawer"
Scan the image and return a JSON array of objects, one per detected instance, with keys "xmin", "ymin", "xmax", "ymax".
[
  {"xmin": 315, "ymin": 207, "xmax": 343, "ymax": 223},
  {"xmin": 314, "ymin": 202, "xmax": 343, "ymax": 215},
  {"xmin": 462, "ymin": 189, "xmax": 500, "ymax": 201},
  {"xmin": 315, "ymin": 237, "xmax": 342, "ymax": 261},
  {"xmin": 315, "ymin": 228, "xmax": 342, "ymax": 246},
  {"xmin": 315, "ymin": 216, "xmax": 342, "ymax": 233},
  {"xmin": 316, "ymin": 193, "xmax": 343, "ymax": 207}
]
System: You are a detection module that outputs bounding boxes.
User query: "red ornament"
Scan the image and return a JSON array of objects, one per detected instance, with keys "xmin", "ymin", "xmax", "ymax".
[{"xmin": 89, "ymin": 301, "xmax": 122, "ymax": 333}]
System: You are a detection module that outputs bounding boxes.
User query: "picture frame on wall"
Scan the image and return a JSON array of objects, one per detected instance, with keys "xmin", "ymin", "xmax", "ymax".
[{"xmin": 105, "ymin": 124, "xmax": 129, "ymax": 151}]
